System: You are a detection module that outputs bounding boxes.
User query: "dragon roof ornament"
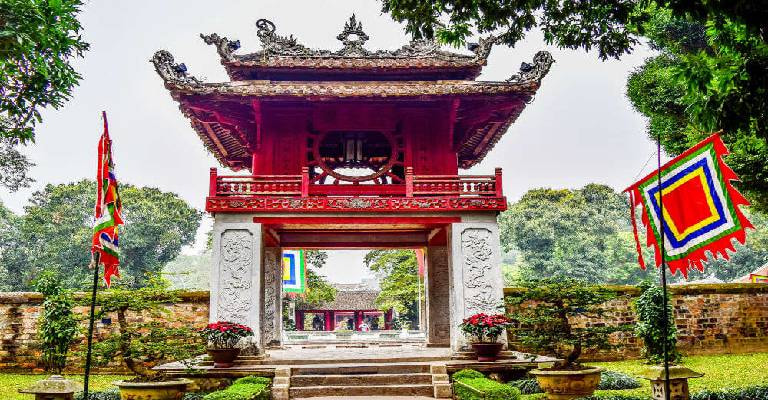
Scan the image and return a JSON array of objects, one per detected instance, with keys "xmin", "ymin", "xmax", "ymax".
[
  {"xmin": 200, "ymin": 15, "xmax": 501, "ymax": 63},
  {"xmin": 151, "ymin": 50, "xmax": 202, "ymax": 86},
  {"xmin": 506, "ymin": 51, "xmax": 555, "ymax": 84}
]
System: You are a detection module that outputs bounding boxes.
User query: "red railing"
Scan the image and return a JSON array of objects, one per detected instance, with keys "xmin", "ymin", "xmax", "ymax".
[{"xmin": 209, "ymin": 167, "xmax": 503, "ymax": 198}]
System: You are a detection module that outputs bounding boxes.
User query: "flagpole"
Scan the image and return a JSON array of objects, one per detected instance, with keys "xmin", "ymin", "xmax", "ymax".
[
  {"xmin": 656, "ymin": 138, "xmax": 671, "ymax": 400},
  {"xmin": 83, "ymin": 251, "xmax": 100, "ymax": 400}
]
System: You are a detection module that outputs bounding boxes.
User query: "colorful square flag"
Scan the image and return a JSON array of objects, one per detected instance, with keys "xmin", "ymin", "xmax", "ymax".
[
  {"xmin": 282, "ymin": 250, "xmax": 306, "ymax": 294},
  {"xmin": 751, "ymin": 274, "xmax": 768, "ymax": 284},
  {"xmin": 626, "ymin": 133, "xmax": 753, "ymax": 277}
]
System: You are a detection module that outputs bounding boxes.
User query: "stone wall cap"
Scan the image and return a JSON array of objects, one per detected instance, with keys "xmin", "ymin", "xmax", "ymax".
[{"xmin": 638, "ymin": 365, "xmax": 704, "ymax": 381}]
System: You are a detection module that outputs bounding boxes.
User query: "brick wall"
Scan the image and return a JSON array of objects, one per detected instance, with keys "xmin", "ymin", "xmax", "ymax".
[
  {"xmin": 504, "ymin": 284, "xmax": 768, "ymax": 361},
  {"xmin": 0, "ymin": 291, "xmax": 209, "ymax": 372},
  {"xmin": 1, "ymin": 284, "xmax": 766, "ymax": 371}
]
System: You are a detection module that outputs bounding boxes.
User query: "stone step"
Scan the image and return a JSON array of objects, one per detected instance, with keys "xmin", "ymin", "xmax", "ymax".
[
  {"xmin": 291, "ymin": 373, "xmax": 433, "ymax": 387},
  {"xmin": 289, "ymin": 384, "xmax": 434, "ymax": 398},
  {"xmin": 292, "ymin": 363, "xmax": 431, "ymax": 375}
]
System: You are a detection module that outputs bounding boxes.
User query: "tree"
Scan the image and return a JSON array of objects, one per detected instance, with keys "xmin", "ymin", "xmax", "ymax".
[
  {"xmin": 499, "ymin": 184, "xmax": 648, "ymax": 284},
  {"xmin": 364, "ymin": 249, "xmax": 420, "ymax": 327},
  {"xmin": 626, "ymin": 10, "xmax": 768, "ymax": 211},
  {"xmin": 381, "ymin": 1, "xmax": 768, "ymax": 60},
  {"xmin": 0, "ymin": 0, "xmax": 89, "ymax": 190},
  {"xmin": 1, "ymin": 180, "xmax": 201, "ymax": 290},
  {"xmin": 0, "ymin": 200, "xmax": 20, "ymax": 290}
]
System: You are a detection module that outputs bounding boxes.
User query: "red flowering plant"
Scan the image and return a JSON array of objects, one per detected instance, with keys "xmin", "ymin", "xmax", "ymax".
[
  {"xmin": 200, "ymin": 321, "xmax": 254, "ymax": 349},
  {"xmin": 459, "ymin": 313, "xmax": 511, "ymax": 343}
]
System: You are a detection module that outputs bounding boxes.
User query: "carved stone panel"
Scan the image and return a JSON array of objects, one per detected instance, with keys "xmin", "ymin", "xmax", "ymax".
[
  {"xmin": 427, "ymin": 246, "xmax": 450, "ymax": 346},
  {"xmin": 262, "ymin": 247, "xmax": 282, "ymax": 348},
  {"xmin": 217, "ymin": 230, "xmax": 254, "ymax": 323},
  {"xmin": 448, "ymin": 222, "xmax": 505, "ymax": 351}
]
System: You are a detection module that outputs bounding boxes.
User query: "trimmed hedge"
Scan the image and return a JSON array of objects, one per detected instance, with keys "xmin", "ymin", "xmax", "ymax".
[
  {"xmin": 202, "ymin": 383, "xmax": 270, "ymax": 400},
  {"xmin": 452, "ymin": 368, "xmax": 485, "ymax": 382},
  {"xmin": 454, "ymin": 377, "xmax": 521, "ymax": 400},
  {"xmin": 507, "ymin": 378, "xmax": 542, "ymax": 394},
  {"xmin": 690, "ymin": 385, "xmax": 768, "ymax": 400},
  {"xmin": 232, "ymin": 376, "xmax": 272, "ymax": 386}
]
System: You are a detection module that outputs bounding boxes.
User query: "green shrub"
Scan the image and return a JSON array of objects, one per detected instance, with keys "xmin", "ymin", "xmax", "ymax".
[
  {"xmin": 597, "ymin": 370, "xmax": 642, "ymax": 390},
  {"xmin": 202, "ymin": 383, "xmax": 269, "ymax": 400},
  {"xmin": 232, "ymin": 376, "xmax": 272, "ymax": 386},
  {"xmin": 452, "ymin": 368, "xmax": 485, "ymax": 382},
  {"xmin": 633, "ymin": 281, "xmax": 681, "ymax": 364},
  {"xmin": 690, "ymin": 385, "xmax": 768, "ymax": 400},
  {"xmin": 454, "ymin": 377, "xmax": 521, "ymax": 400},
  {"xmin": 74, "ymin": 388, "xmax": 121, "ymax": 400},
  {"xmin": 182, "ymin": 392, "xmax": 212, "ymax": 400},
  {"xmin": 583, "ymin": 395, "xmax": 650, "ymax": 400},
  {"xmin": 34, "ymin": 271, "xmax": 80, "ymax": 373},
  {"xmin": 507, "ymin": 378, "xmax": 542, "ymax": 394}
]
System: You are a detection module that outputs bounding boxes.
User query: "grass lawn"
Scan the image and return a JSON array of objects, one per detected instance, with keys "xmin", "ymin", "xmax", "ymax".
[
  {"xmin": 1, "ymin": 374, "xmax": 131, "ymax": 400},
  {"xmin": 521, "ymin": 352, "xmax": 768, "ymax": 399}
]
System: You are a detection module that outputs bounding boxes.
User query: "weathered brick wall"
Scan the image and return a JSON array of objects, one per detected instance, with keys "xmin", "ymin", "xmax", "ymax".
[
  {"xmin": 504, "ymin": 284, "xmax": 768, "ymax": 361},
  {"xmin": 1, "ymin": 284, "xmax": 766, "ymax": 371},
  {"xmin": 0, "ymin": 291, "xmax": 209, "ymax": 372}
]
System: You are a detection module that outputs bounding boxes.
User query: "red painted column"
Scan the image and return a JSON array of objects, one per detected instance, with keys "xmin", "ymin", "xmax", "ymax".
[
  {"xmin": 295, "ymin": 310, "xmax": 303, "ymax": 331},
  {"xmin": 384, "ymin": 309, "xmax": 393, "ymax": 330},
  {"xmin": 354, "ymin": 311, "xmax": 361, "ymax": 331},
  {"xmin": 209, "ymin": 168, "xmax": 218, "ymax": 197},
  {"xmin": 325, "ymin": 311, "xmax": 332, "ymax": 331},
  {"xmin": 494, "ymin": 167, "xmax": 503, "ymax": 197}
]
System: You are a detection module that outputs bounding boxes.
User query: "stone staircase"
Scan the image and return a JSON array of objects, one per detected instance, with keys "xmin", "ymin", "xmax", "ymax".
[{"xmin": 285, "ymin": 362, "xmax": 451, "ymax": 398}]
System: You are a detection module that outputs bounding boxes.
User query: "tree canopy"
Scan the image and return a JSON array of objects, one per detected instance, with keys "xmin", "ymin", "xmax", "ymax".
[
  {"xmin": 0, "ymin": 0, "xmax": 88, "ymax": 190},
  {"xmin": 381, "ymin": 0, "xmax": 768, "ymax": 59},
  {"xmin": 626, "ymin": 9, "xmax": 768, "ymax": 211},
  {"xmin": 364, "ymin": 249, "xmax": 420, "ymax": 327},
  {"xmin": 0, "ymin": 180, "xmax": 201, "ymax": 290},
  {"xmin": 499, "ymin": 184, "xmax": 647, "ymax": 284}
]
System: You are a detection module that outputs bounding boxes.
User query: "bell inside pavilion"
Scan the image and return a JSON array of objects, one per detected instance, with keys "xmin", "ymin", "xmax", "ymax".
[{"xmin": 152, "ymin": 15, "xmax": 553, "ymax": 353}]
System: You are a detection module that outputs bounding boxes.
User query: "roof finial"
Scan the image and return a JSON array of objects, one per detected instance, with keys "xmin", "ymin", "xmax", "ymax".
[{"xmin": 336, "ymin": 14, "xmax": 370, "ymax": 56}]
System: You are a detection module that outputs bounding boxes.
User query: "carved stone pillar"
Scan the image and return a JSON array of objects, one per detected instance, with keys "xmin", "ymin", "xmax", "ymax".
[
  {"xmin": 426, "ymin": 246, "xmax": 450, "ymax": 347},
  {"xmin": 447, "ymin": 222, "xmax": 506, "ymax": 352},
  {"xmin": 210, "ymin": 221, "xmax": 263, "ymax": 348},
  {"xmin": 262, "ymin": 247, "xmax": 283, "ymax": 348}
]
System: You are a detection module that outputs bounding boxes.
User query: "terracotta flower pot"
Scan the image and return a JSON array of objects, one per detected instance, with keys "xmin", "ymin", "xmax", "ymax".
[
  {"xmin": 114, "ymin": 379, "xmax": 192, "ymax": 400},
  {"xmin": 207, "ymin": 348, "xmax": 241, "ymax": 368},
  {"xmin": 471, "ymin": 342, "xmax": 504, "ymax": 362},
  {"xmin": 530, "ymin": 367, "xmax": 602, "ymax": 400}
]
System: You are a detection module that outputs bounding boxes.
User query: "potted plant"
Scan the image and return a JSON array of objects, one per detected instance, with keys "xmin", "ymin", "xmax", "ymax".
[
  {"xmin": 506, "ymin": 278, "xmax": 629, "ymax": 400},
  {"xmin": 460, "ymin": 313, "xmax": 511, "ymax": 362},
  {"xmin": 90, "ymin": 276, "xmax": 206, "ymax": 400},
  {"xmin": 200, "ymin": 321, "xmax": 254, "ymax": 368}
]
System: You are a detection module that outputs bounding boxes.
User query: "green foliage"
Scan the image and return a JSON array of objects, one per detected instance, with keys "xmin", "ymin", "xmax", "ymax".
[
  {"xmin": 451, "ymin": 368, "xmax": 485, "ymax": 382},
  {"xmin": 285, "ymin": 250, "xmax": 336, "ymax": 310},
  {"xmin": 633, "ymin": 281, "xmax": 681, "ymax": 364},
  {"xmin": 32, "ymin": 271, "xmax": 79, "ymax": 373},
  {"xmin": 454, "ymin": 377, "xmax": 521, "ymax": 400},
  {"xmin": 626, "ymin": 9, "xmax": 768, "ymax": 212},
  {"xmin": 182, "ymin": 393, "xmax": 211, "ymax": 400},
  {"xmin": 581, "ymin": 395, "xmax": 650, "ymax": 400},
  {"xmin": 598, "ymin": 371, "xmax": 643, "ymax": 390},
  {"xmin": 690, "ymin": 385, "xmax": 768, "ymax": 400},
  {"xmin": 506, "ymin": 278, "xmax": 629, "ymax": 367},
  {"xmin": 507, "ymin": 378, "xmax": 542, "ymax": 394},
  {"xmin": 0, "ymin": 180, "xmax": 201, "ymax": 290},
  {"xmin": 499, "ymin": 184, "xmax": 649, "ymax": 285},
  {"xmin": 232, "ymin": 376, "xmax": 272, "ymax": 386},
  {"xmin": 202, "ymin": 383, "xmax": 270, "ymax": 400},
  {"xmin": 364, "ymin": 249, "xmax": 420, "ymax": 326},
  {"xmin": 89, "ymin": 276, "xmax": 205, "ymax": 378},
  {"xmin": 73, "ymin": 388, "xmax": 120, "ymax": 400},
  {"xmin": 0, "ymin": 0, "xmax": 89, "ymax": 189}
]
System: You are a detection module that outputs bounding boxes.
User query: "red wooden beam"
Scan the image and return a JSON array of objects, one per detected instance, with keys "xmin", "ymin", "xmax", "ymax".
[{"xmin": 253, "ymin": 216, "xmax": 460, "ymax": 225}]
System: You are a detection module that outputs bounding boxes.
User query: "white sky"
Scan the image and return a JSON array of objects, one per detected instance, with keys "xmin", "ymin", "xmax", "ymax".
[{"xmin": 0, "ymin": 1, "xmax": 661, "ymax": 284}]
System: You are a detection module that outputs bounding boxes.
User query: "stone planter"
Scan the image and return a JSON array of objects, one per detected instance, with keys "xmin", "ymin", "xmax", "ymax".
[
  {"xmin": 530, "ymin": 367, "xmax": 602, "ymax": 400},
  {"xmin": 207, "ymin": 348, "xmax": 241, "ymax": 368},
  {"xmin": 470, "ymin": 342, "xmax": 504, "ymax": 362},
  {"xmin": 113, "ymin": 379, "xmax": 192, "ymax": 400}
]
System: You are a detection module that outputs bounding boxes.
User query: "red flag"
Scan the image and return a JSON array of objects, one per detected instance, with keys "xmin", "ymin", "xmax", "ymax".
[
  {"xmin": 91, "ymin": 112, "xmax": 123, "ymax": 287},
  {"xmin": 625, "ymin": 133, "xmax": 752, "ymax": 277},
  {"xmin": 416, "ymin": 248, "xmax": 425, "ymax": 277}
]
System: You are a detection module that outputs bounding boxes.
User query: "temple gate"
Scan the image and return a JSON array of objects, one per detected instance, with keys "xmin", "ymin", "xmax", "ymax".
[{"xmin": 152, "ymin": 16, "xmax": 552, "ymax": 353}]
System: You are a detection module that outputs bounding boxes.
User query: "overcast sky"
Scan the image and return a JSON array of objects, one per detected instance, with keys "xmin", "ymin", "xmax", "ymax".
[{"xmin": 0, "ymin": 1, "xmax": 661, "ymax": 283}]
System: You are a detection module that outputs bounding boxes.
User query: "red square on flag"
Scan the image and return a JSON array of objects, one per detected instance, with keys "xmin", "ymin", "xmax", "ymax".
[{"xmin": 662, "ymin": 174, "xmax": 716, "ymax": 237}]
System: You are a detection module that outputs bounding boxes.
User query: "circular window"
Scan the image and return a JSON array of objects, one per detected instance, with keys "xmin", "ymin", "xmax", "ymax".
[{"xmin": 314, "ymin": 131, "xmax": 397, "ymax": 183}]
